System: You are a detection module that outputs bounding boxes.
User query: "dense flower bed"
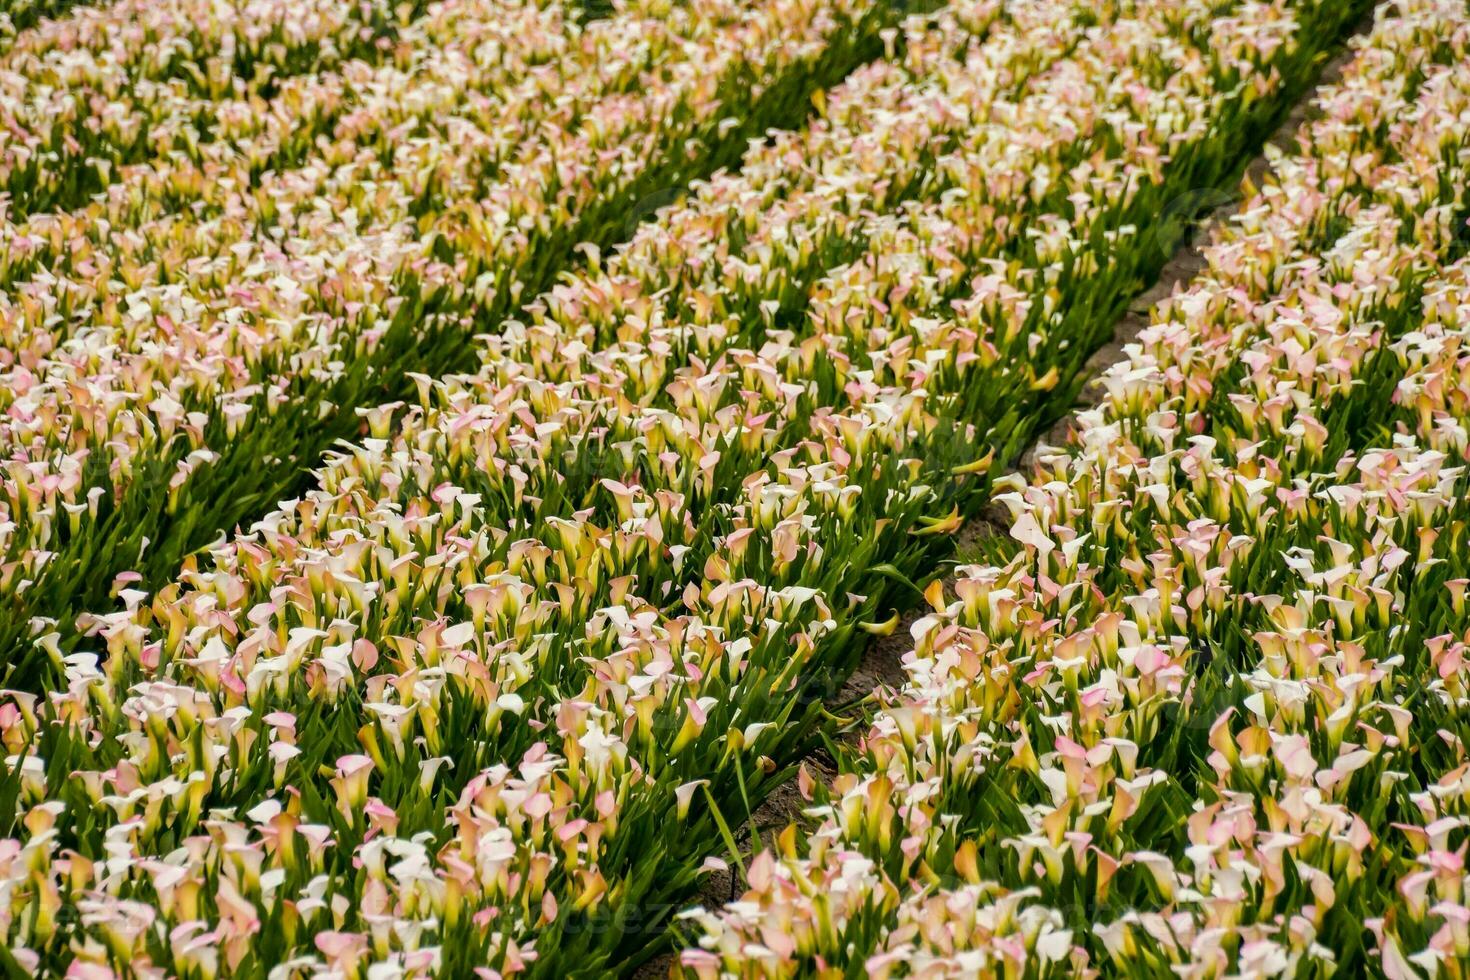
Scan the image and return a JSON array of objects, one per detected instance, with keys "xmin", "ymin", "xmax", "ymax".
[
  {"xmin": 675, "ymin": 1, "xmax": 1470, "ymax": 975},
  {"xmin": 0, "ymin": 0, "xmax": 882, "ymax": 686},
  {"xmin": 0, "ymin": 0, "xmax": 1378, "ymax": 975},
  {"xmin": 0, "ymin": 0, "xmax": 434, "ymax": 217}
]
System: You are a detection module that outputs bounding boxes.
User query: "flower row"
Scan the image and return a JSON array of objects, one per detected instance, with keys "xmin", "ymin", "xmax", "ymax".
[{"xmin": 0, "ymin": 0, "xmax": 439, "ymax": 217}]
